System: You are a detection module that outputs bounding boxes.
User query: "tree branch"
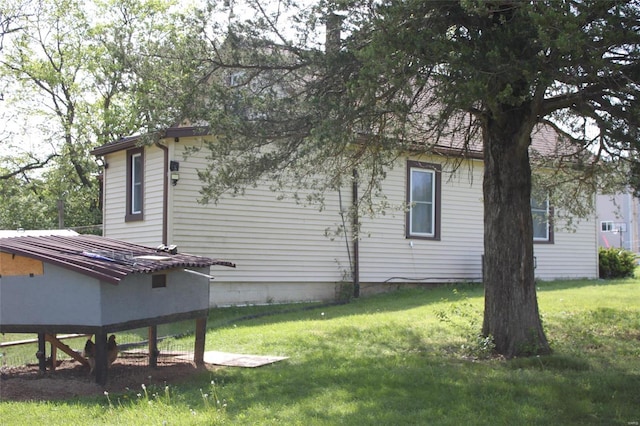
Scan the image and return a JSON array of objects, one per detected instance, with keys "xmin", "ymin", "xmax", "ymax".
[{"xmin": 0, "ymin": 153, "xmax": 59, "ymax": 180}]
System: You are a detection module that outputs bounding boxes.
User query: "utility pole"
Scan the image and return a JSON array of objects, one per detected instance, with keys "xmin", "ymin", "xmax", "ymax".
[{"xmin": 57, "ymin": 199, "xmax": 64, "ymax": 229}]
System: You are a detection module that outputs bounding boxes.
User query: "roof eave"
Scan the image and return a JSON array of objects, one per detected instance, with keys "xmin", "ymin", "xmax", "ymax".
[
  {"xmin": 90, "ymin": 135, "xmax": 141, "ymax": 156},
  {"xmin": 91, "ymin": 126, "xmax": 211, "ymax": 156}
]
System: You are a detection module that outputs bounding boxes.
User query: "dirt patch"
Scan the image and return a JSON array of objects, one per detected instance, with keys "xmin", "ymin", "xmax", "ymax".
[{"xmin": 0, "ymin": 356, "xmax": 219, "ymax": 402}]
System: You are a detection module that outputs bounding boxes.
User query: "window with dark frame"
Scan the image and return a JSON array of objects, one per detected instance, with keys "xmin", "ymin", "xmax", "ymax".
[
  {"xmin": 406, "ymin": 161, "xmax": 441, "ymax": 240},
  {"xmin": 601, "ymin": 221, "xmax": 614, "ymax": 232},
  {"xmin": 125, "ymin": 147, "xmax": 144, "ymax": 222}
]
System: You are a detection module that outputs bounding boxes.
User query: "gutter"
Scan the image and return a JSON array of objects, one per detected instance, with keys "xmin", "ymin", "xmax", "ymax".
[
  {"xmin": 90, "ymin": 126, "xmax": 209, "ymax": 157},
  {"xmin": 352, "ymin": 169, "xmax": 360, "ymax": 298}
]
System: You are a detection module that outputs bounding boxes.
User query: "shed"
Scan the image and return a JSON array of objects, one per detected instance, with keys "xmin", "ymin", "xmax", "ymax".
[{"xmin": 0, "ymin": 231, "xmax": 235, "ymax": 384}]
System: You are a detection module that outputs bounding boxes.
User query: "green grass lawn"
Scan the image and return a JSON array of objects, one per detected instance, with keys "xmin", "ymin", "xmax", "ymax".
[{"xmin": 1, "ymin": 277, "xmax": 639, "ymax": 425}]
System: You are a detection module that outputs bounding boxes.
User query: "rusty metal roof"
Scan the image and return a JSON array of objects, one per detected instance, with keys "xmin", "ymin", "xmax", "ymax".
[{"xmin": 0, "ymin": 234, "xmax": 235, "ymax": 285}]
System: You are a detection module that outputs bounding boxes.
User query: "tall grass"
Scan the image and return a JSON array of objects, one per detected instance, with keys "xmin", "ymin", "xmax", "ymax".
[{"xmin": 1, "ymin": 278, "xmax": 639, "ymax": 425}]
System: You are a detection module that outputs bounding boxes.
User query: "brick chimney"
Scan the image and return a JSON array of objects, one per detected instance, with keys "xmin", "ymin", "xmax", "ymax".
[{"xmin": 325, "ymin": 13, "xmax": 343, "ymax": 53}]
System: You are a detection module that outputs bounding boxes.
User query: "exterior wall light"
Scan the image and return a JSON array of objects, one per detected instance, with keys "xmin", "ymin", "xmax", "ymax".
[
  {"xmin": 170, "ymin": 161, "xmax": 180, "ymax": 186},
  {"xmin": 170, "ymin": 172, "xmax": 180, "ymax": 186}
]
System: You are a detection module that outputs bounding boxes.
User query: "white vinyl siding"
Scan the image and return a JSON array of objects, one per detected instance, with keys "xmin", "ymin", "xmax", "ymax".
[
  {"xmin": 103, "ymin": 150, "xmax": 126, "ymax": 236},
  {"xmin": 358, "ymin": 155, "xmax": 596, "ymax": 283},
  {"xmin": 533, "ymin": 214, "xmax": 597, "ymax": 280},
  {"xmin": 360, "ymin": 157, "xmax": 485, "ymax": 283},
  {"xmin": 168, "ymin": 142, "xmax": 596, "ymax": 287},
  {"xmin": 101, "ymin": 135, "xmax": 597, "ymax": 305},
  {"xmin": 169, "ymin": 139, "xmax": 352, "ymax": 286},
  {"xmin": 102, "ymin": 146, "xmax": 164, "ymax": 246}
]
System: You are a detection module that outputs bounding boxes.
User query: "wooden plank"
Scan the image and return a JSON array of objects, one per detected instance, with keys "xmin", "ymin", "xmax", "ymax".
[
  {"xmin": 194, "ymin": 317, "xmax": 207, "ymax": 366},
  {"xmin": 148, "ymin": 326, "xmax": 158, "ymax": 368},
  {"xmin": 0, "ymin": 252, "xmax": 44, "ymax": 276},
  {"xmin": 44, "ymin": 334, "xmax": 90, "ymax": 367},
  {"xmin": 37, "ymin": 333, "xmax": 46, "ymax": 372},
  {"xmin": 0, "ymin": 334, "xmax": 90, "ymax": 348},
  {"xmin": 94, "ymin": 331, "xmax": 108, "ymax": 385},
  {"xmin": 50, "ymin": 334, "xmax": 57, "ymax": 371}
]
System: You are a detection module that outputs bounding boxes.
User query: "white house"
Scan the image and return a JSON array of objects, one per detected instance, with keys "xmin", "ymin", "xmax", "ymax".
[
  {"xmin": 596, "ymin": 191, "xmax": 640, "ymax": 252},
  {"xmin": 91, "ymin": 125, "xmax": 598, "ymax": 306}
]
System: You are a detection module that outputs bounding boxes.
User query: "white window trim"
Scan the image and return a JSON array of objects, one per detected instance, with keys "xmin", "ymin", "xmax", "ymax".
[
  {"xmin": 131, "ymin": 152, "xmax": 143, "ymax": 215},
  {"xmin": 405, "ymin": 160, "xmax": 441, "ymax": 240},
  {"xmin": 532, "ymin": 197, "xmax": 551, "ymax": 242},
  {"xmin": 125, "ymin": 147, "xmax": 144, "ymax": 222}
]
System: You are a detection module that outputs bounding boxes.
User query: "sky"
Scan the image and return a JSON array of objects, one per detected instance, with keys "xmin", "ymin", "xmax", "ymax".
[
  {"xmin": 0, "ymin": 0, "xmax": 322, "ymax": 162},
  {"xmin": 0, "ymin": 0, "xmax": 605, "ymax": 172}
]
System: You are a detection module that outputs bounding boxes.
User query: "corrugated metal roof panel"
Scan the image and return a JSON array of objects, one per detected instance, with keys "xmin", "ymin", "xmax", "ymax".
[
  {"xmin": 0, "ymin": 234, "xmax": 235, "ymax": 285},
  {"xmin": 0, "ymin": 229, "xmax": 80, "ymax": 238}
]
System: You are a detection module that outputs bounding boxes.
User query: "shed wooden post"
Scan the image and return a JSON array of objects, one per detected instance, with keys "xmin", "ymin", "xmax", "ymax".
[
  {"xmin": 49, "ymin": 334, "xmax": 58, "ymax": 370},
  {"xmin": 194, "ymin": 316, "xmax": 207, "ymax": 366},
  {"xmin": 94, "ymin": 331, "xmax": 108, "ymax": 385},
  {"xmin": 37, "ymin": 333, "xmax": 46, "ymax": 372},
  {"xmin": 148, "ymin": 326, "xmax": 158, "ymax": 368}
]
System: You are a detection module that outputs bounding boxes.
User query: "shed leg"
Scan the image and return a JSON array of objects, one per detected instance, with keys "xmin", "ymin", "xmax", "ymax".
[
  {"xmin": 194, "ymin": 317, "xmax": 207, "ymax": 367},
  {"xmin": 148, "ymin": 326, "xmax": 158, "ymax": 368},
  {"xmin": 37, "ymin": 333, "xmax": 46, "ymax": 373},
  {"xmin": 94, "ymin": 331, "xmax": 108, "ymax": 385},
  {"xmin": 49, "ymin": 334, "xmax": 57, "ymax": 371}
]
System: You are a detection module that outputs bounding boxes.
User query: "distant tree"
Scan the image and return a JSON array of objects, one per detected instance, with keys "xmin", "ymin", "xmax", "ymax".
[
  {"xmin": 0, "ymin": 0, "xmax": 206, "ymax": 229},
  {"xmin": 184, "ymin": 0, "xmax": 640, "ymax": 357},
  {"xmin": 0, "ymin": 173, "xmax": 55, "ymax": 230},
  {"xmin": 0, "ymin": 0, "xmax": 28, "ymax": 51}
]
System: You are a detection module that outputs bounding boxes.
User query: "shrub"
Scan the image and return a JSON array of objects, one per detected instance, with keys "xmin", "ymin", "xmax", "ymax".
[{"xmin": 598, "ymin": 247, "xmax": 637, "ymax": 279}]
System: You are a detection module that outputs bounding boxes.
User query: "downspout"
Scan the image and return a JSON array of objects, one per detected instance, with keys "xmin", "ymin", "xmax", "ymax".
[
  {"xmin": 326, "ymin": 13, "xmax": 356, "ymax": 296},
  {"xmin": 633, "ymin": 193, "xmax": 639, "ymax": 253},
  {"xmin": 595, "ymin": 193, "xmax": 601, "ymax": 278},
  {"xmin": 352, "ymin": 169, "xmax": 360, "ymax": 298},
  {"xmin": 150, "ymin": 141, "xmax": 169, "ymax": 367},
  {"xmin": 155, "ymin": 142, "xmax": 169, "ymax": 245}
]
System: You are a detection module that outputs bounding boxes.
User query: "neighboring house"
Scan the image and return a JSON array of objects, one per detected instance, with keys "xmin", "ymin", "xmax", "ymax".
[
  {"xmin": 596, "ymin": 191, "xmax": 640, "ymax": 252},
  {"xmin": 91, "ymin": 125, "xmax": 598, "ymax": 307}
]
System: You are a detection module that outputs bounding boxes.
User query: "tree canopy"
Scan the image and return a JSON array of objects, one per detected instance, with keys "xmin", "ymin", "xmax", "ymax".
[
  {"xmin": 182, "ymin": 0, "xmax": 639, "ymax": 357},
  {"xmin": 0, "ymin": 0, "xmax": 206, "ymax": 230},
  {"xmin": 1, "ymin": 0, "xmax": 638, "ymax": 357},
  {"xmin": 186, "ymin": 0, "xmax": 638, "ymax": 199}
]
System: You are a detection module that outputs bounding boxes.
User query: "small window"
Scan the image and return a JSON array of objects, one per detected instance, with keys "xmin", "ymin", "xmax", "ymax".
[
  {"xmin": 125, "ymin": 147, "xmax": 144, "ymax": 222},
  {"xmin": 152, "ymin": 274, "xmax": 166, "ymax": 289},
  {"xmin": 229, "ymin": 71, "xmax": 245, "ymax": 87},
  {"xmin": 532, "ymin": 197, "xmax": 553, "ymax": 243},
  {"xmin": 406, "ymin": 161, "xmax": 441, "ymax": 240},
  {"xmin": 600, "ymin": 220, "xmax": 626, "ymax": 232}
]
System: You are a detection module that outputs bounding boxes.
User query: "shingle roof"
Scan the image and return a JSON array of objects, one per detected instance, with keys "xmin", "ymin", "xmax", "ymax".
[
  {"xmin": 0, "ymin": 234, "xmax": 235, "ymax": 285},
  {"xmin": 92, "ymin": 123, "xmax": 579, "ymax": 164}
]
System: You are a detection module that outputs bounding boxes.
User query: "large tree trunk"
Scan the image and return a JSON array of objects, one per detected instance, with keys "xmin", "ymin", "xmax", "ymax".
[{"xmin": 482, "ymin": 114, "xmax": 550, "ymax": 358}]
